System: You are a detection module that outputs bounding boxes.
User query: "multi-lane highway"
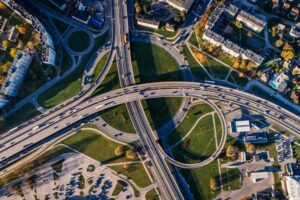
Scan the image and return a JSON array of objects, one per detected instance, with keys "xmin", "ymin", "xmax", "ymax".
[{"xmin": 1, "ymin": 81, "xmax": 300, "ymax": 172}]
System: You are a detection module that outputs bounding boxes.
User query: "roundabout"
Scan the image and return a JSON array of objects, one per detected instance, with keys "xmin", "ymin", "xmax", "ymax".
[{"xmin": 65, "ymin": 28, "xmax": 94, "ymax": 56}]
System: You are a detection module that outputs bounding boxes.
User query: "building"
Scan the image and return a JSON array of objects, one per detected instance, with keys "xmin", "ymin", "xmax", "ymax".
[
  {"xmin": 221, "ymin": 40, "xmax": 244, "ymax": 58},
  {"xmin": 243, "ymin": 132, "xmax": 268, "ymax": 144},
  {"xmin": 231, "ymin": 120, "xmax": 251, "ymax": 133},
  {"xmin": 202, "ymin": 29, "xmax": 224, "ymax": 47},
  {"xmin": 0, "ymin": 16, "xmax": 8, "ymax": 33},
  {"xmin": 160, "ymin": 0, "xmax": 194, "ymax": 12},
  {"xmin": 0, "ymin": 51, "xmax": 33, "ymax": 97},
  {"xmin": 268, "ymin": 72, "xmax": 290, "ymax": 93},
  {"xmin": 283, "ymin": 176, "xmax": 300, "ymax": 200},
  {"xmin": 165, "ymin": 23, "xmax": 175, "ymax": 32},
  {"xmin": 205, "ymin": 3, "xmax": 225, "ymax": 29},
  {"xmin": 8, "ymin": 26, "xmax": 19, "ymax": 42},
  {"xmin": 136, "ymin": 17, "xmax": 160, "ymax": 29},
  {"xmin": 225, "ymin": 4, "xmax": 239, "ymax": 18},
  {"xmin": 72, "ymin": 3, "xmax": 91, "ymax": 24},
  {"xmin": 289, "ymin": 25, "xmax": 300, "ymax": 38},
  {"xmin": 251, "ymin": 171, "xmax": 269, "ymax": 183},
  {"xmin": 242, "ymin": 49, "xmax": 264, "ymax": 66},
  {"xmin": 49, "ymin": 0, "xmax": 68, "ymax": 10},
  {"xmin": 42, "ymin": 46, "xmax": 56, "ymax": 66},
  {"xmin": 236, "ymin": 10, "xmax": 266, "ymax": 32}
]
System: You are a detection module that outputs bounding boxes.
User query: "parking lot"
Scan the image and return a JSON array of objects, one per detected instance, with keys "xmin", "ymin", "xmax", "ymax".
[{"xmin": 274, "ymin": 134, "xmax": 294, "ymax": 163}]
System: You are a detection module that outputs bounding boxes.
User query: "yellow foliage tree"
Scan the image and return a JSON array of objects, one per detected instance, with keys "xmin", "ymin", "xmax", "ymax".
[
  {"xmin": 126, "ymin": 149, "xmax": 137, "ymax": 160},
  {"xmin": 0, "ymin": 2, "xmax": 6, "ymax": 10},
  {"xmin": 114, "ymin": 145, "xmax": 124, "ymax": 156},
  {"xmin": 210, "ymin": 178, "xmax": 218, "ymax": 191},
  {"xmin": 245, "ymin": 142, "xmax": 256, "ymax": 153},
  {"xmin": 9, "ymin": 48, "xmax": 17, "ymax": 58},
  {"xmin": 226, "ymin": 145, "xmax": 238, "ymax": 160},
  {"xmin": 281, "ymin": 43, "xmax": 295, "ymax": 61},
  {"xmin": 2, "ymin": 40, "xmax": 9, "ymax": 49},
  {"xmin": 1, "ymin": 61, "xmax": 12, "ymax": 73},
  {"xmin": 195, "ymin": 52, "xmax": 207, "ymax": 63},
  {"xmin": 0, "ymin": 76, "xmax": 4, "ymax": 85}
]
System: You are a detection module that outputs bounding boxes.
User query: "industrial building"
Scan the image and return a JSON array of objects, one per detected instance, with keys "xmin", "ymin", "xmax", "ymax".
[
  {"xmin": 136, "ymin": 17, "xmax": 160, "ymax": 29},
  {"xmin": 282, "ymin": 176, "xmax": 300, "ymax": 200},
  {"xmin": 251, "ymin": 171, "xmax": 269, "ymax": 183},
  {"xmin": 231, "ymin": 120, "xmax": 251, "ymax": 133}
]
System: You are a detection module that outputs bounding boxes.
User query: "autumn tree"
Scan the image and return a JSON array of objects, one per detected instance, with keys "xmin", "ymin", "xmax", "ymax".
[
  {"xmin": 195, "ymin": 52, "xmax": 207, "ymax": 63},
  {"xmin": 226, "ymin": 145, "xmax": 238, "ymax": 160},
  {"xmin": 1, "ymin": 61, "xmax": 12, "ymax": 73},
  {"xmin": 134, "ymin": 1, "xmax": 142, "ymax": 14},
  {"xmin": 126, "ymin": 149, "xmax": 137, "ymax": 160},
  {"xmin": 2, "ymin": 40, "xmax": 9, "ymax": 49},
  {"xmin": 245, "ymin": 143, "xmax": 256, "ymax": 154},
  {"xmin": 233, "ymin": 60, "xmax": 240, "ymax": 68},
  {"xmin": 9, "ymin": 48, "xmax": 17, "ymax": 58},
  {"xmin": 114, "ymin": 145, "xmax": 125, "ymax": 156},
  {"xmin": 240, "ymin": 59, "xmax": 247, "ymax": 69},
  {"xmin": 281, "ymin": 43, "xmax": 295, "ymax": 61},
  {"xmin": 270, "ymin": 26, "xmax": 277, "ymax": 37},
  {"xmin": 275, "ymin": 39, "xmax": 283, "ymax": 48},
  {"xmin": 235, "ymin": 21, "xmax": 243, "ymax": 29},
  {"xmin": 16, "ymin": 25, "xmax": 26, "ymax": 35},
  {"xmin": 0, "ymin": 76, "xmax": 4, "ymax": 85},
  {"xmin": 210, "ymin": 178, "xmax": 218, "ymax": 191},
  {"xmin": 0, "ymin": 2, "xmax": 6, "ymax": 9}
]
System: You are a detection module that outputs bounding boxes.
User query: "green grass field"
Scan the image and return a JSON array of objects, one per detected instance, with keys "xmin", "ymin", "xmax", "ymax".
[
  {"xmin": 38, "ymin": 33, "xmax": 108, "ymax": 108},
  {"xmin": 53, "ymin": 18, "xmax": 69, "ymax": 35},
  {"xmin": 182, "ymin": 45, "xmax": 210, "ymax": 80},
  {"xmin": 110, "ymin": 163, "xmax": 151, "ymax": 188},
  {"xmin": 220, "ymin": 168, "xmax": 242, "ymax": 191},
  {"xmin": 68, "ymin": 31, "xmax": 91, "ymax": 52},
  {"xmin": 91, "ymin": 52, "xmax": 110, "ymax": 82},
  {"xmin": 135, "ymin": 24, "xmax": 178, "ymax": 39},
  {"xmin": 145, "ymin": 189, "xmax": 160, "ymax": 200},
  {"xmin": 142, "ymin": 97, "xmax": 183, "ymax": 131},
  {"xmin": 0, "ymin": 103, "xmax": 40, "ymax": 134},
  {"xmin": 62, "ymin": 130, "xmax": 131, "ymax": 164},
  {"xmin": 179, "ymin": 161, "xmax": 220, "ymax": 200},
  {"xmin": 228, "ymin": 71, "xmax": 249, "ymax": 87},
  {"xmin": 131, "ymin": 42, "xmax": 182, "ymax": 84},
  {"xmin": 99, "ymin": 104, "xmax": 135, "ymax": 133},
  {"xmin": 172, "ymin": 115, "xmax": 217, "ymax": 163},
  {"xmin": 168, "ymin": 104, "xmax": 214, "ymax": 146}
]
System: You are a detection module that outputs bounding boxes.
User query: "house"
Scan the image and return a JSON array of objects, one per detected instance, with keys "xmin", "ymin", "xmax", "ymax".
[
  {"xmin": 269, "ymin": 72, "xmax": 290, "ymax": 93},
  {"xmin": 291, "ymin": 91, "xmax": 300, "ymax": 103},
  {"xmin": 292, "ymin": 66, "xmax": 300, "ymax": 75},
  {"xmin": 260, "ymin": 68, "xmax": 272, "ymax": 83},
  {"xmin": 159, "ymin": 0, "xmax": 194, "ymax": 12},
  {"xmin": 8, "ymin": 26, "xmax": 19, "ymax": 42},
  {"xmin": 236, "ymin": 10, "xmax": 266, "ymax": 32},
  {"xmin": 0, "ymin": 16, "xmax": 8, "ymax": 33},
  {"xmin": 289, "ymin": 25, "xmax": 300, "ymax": 38},
  {"xmin": 277, "ymin": 23, "xmax": 286, "ymax": 32},
  {"xmin": 291, "ymin": 8, "xmax": 299, "ymax": 16},
  {"xmin": 283, "ymin": 2, "xmax": 291, "ymax": 9},
  {"xmin": 165, "ymin": 23, "xmax": 175, "ymax": 32},
  {"xmin": 71, "ymin": 3, "xmax": 91, "ymax": 24},
  {"xmin": 0, "ymin": 51, "xmax": 33, "ymax": 97},
  {"xmin": 136, "ymin": 17, "xmax": 160, "ymax": 29}
]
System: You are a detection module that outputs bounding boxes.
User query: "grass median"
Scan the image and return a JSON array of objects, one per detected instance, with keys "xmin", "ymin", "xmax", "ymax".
[{"xmin": 38, "ymin": 32, "xmax": 108, "ymax": 108}]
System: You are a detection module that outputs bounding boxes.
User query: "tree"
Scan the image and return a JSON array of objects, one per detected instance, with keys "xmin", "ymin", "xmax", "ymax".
[
  {"xmin": 275, "ymin": 39, "xmax": 283, "ymax": 48},
  {"xmin": 245, "ymin": 143, "xmax": 255, "ymax": 153},
  {"xmin": 195, "ymin": 52, "xmax": 207, "ymax": 63},
  {"xmin": 240, "ymin": 60, "xmax": 247, "ymax": 69},
  {"xmin": 9, "ymin": 48, "xmax": 17, "ymax": 58},
  {"xmin": 126, "ymin": 149, "xmax": 137, "ymax": 160},
  {"xmin": 270, "ymin": 26, "xmax": 277, "ymax": 37},
  {"xmin": 233, "ymin": 60, "xmax": 240, "ymax": 68},
  {"xmin": 2, "ymin": 40, "xmax": 9, "ymax": 49},
  {"xmin": 16, "ymin": 25, "xmax": 26, "ymax": 35},
  {"xmin": 134, "ymin": 2, "xmax": 142, "ymax": 14},
  {"xmin": 235, "ymin": 21, "xmax": 243, "ymax": 29},
  {"xmin": 226, "ymin": 145, "xmax": 238, "ymax": 160},
  {"xmin": 0, "ymin": 2, "xmax": 6, "ymax": 10},
  {"xmin": 210, "ymin": 178, "xmax": 218, "ymax": 191},
  {"xmin": 174, "ymin": 16, "xmax": 181, "ymax": 23},
  {"xmin": 114, "ymin": 145, "xmax": 124, "ymax": 156},
  {"xmin": 1, "ymin": 61, "xmax": 12, "ymax": 73},
  {"xmin": 247, "ymin": 61, "xmax": 255, "ymax": 70},
  {"xmin": 0, "ymin": 76, "xmax": 4, "ymax": 85},
  {"xmin": 143, "ymin": 2, "xmax": 150, "ymax": 14},
  {"xmin": 281, "ymin": 43, "xmax": 295, "ymax": 61}
]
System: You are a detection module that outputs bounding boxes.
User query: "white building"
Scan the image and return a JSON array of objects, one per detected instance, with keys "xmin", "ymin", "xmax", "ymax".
[
  {"xmin": 283, "ymin": 176, "xmax": 300, "ymax": 200},
  {"xmin": 159, "ymin": 0, "xmax": 194, "ymax": 12},
  {"xmin": 236, "ymin": 10, "xmax": 266, "ymax": 33},
  {"xmin": 231, "ymin": 120, "xmax": 251, "ymax": 133},
  {"xmin": 136, "ymin": 17, "xmax": 160, "ymax": 29}
]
